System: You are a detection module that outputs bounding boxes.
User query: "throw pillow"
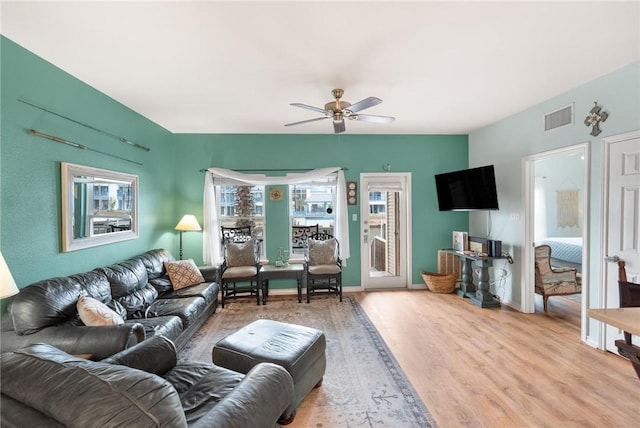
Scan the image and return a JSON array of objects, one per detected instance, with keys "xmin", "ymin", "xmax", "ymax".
[
  {"xmin": 226, "ymin": 239, "xmax": 257, "ymax": 267},
  {"xmin": 77, "ymin": 295, "xmax": 124, "ymax": 326},
  {"xmin": 164, "ymin": 259, "xmax": 205, "ymax": 290},
  {"xmin": 308, "ymin": 238, "xmax": 337, "ymax": 265}
]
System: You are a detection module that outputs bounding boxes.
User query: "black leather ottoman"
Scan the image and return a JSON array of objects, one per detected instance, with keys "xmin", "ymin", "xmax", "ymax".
[{"xmin": 212, "ymin": 319, "xmax": 326, "ymax": 424}]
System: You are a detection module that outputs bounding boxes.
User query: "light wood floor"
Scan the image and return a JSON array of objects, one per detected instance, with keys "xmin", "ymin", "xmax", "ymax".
[{"xmin": 354, "ymin": 290, "xmax": 639, "ymax": 428}]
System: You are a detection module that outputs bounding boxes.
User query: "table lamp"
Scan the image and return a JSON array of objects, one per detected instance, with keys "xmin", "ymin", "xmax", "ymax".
[
  {"xmin": 175, "ymin": 215, "xmax": 202, "ymax": 260},
  {"xmin": 0, "ymin": 251, "xmax": 19, "ymax": 299}
]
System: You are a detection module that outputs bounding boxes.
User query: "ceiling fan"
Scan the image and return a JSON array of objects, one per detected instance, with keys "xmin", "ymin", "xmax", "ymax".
[{"xmin": 285, "ymin": 88, "xmax": 395, "ymax": 134}]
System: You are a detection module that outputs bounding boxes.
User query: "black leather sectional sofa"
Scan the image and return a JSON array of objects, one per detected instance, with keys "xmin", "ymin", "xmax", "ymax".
[
  {"xmin": 0, "ymin": 249, "xmax": 219, "ymax": 360},
  {"xmin": 1, "ymin": 335, "xmax": 294, "ymax": 428}
]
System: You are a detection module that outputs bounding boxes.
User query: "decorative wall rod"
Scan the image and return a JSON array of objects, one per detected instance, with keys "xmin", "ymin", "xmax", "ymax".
[
  {"xmin": 18, "ymin": 98, "xmax": 151, "ymax": 152},
  {"xmin": 28, "ymin": 129, "xmax": 143, "ymax": 166}
]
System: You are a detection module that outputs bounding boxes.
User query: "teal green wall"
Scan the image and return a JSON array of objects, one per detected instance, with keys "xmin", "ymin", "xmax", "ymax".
[
  {"xmin": 1, "ymin": 36, "xmax": 468, "ymax": 299},
  {"xmin": 173, "ymin": 133, "xmax": 469, "ymax": 287},
  {"xmin": 0, "ymin": 36, "xmax": 177, "ymax": 296}
]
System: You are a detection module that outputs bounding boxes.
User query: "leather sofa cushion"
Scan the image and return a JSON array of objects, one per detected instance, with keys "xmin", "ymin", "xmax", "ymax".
[
  {"xmin": 10, "ymin": 271, "xmax": 111, "ymax": 335},
  {"xmin": 160, "ymin": 283, "xmax": 219, "ymax": 305},
  {"xmin": 146, "ymin": 297, "xmax": 207, "ymax": 329},
  {"xmin": 97, "ymin": 258, "xmax": 149, "ymax": 298},
  {"xmin": 1, "ymin": 343, "xmax": 188, "ymax": 428},
  {"xmin": 162, "ymin": 362, "xmax": 244, "ymax": 423},
  {"xmin": 134, "ymin": 248, "xmax": 175, "ymax": 280},
  {"xmin": 116, "ymin": 283, "xmax": 159, "ymax": 319}
]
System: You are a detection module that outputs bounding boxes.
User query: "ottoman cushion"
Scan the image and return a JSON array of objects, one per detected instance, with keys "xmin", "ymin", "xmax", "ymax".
[{"xmin": 212, "ymin": 319, "xmax": 326, "ymax": 421}]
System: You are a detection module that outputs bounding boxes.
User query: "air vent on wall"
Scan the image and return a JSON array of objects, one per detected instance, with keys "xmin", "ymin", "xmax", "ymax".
[{"xmin": 544, "ymin": 104, "xmax": 573, "ymax": 131}]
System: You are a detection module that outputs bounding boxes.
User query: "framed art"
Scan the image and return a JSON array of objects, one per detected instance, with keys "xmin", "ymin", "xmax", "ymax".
[
  {"xmin": 347, "ymin": 181, "xmax": 357, "ymax": 205},
  {"xmin": 452, "ymin": 231, "xmax": 468, "ymax": 252},
  {"xmin": 269, "ymin": 187, "xmax": 283, "ymax": 201}
]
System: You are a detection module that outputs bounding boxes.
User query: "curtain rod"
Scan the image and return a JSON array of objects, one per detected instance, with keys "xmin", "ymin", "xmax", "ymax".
[
  {"xmin": 199, "ymin": 167, "xmax": 347, "ymax": 173},
  {"xmin": 28, "ymin": 129, "xmax": 143, "ymax": 166}
]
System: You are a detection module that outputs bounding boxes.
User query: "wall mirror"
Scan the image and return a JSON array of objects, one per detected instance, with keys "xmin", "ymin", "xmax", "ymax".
[{"xmin": 61, "ymin": 162, "xmax": 138, "ymax": 252}]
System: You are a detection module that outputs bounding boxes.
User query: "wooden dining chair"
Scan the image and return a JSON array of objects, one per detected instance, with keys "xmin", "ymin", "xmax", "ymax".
[{"xmin": 615, "ymin": 260, "xmax": 640, "ymax": 379}]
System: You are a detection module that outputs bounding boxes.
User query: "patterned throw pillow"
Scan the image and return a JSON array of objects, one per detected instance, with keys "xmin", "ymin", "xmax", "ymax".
[
  {"xmin": 77, "ymin": 295, "xmax": 124, "ymax": 326},
  {"xmin": 226, "ymin": 239, "xmax": 257, "ymax": 267},
  {"xmin": 164, "ymin": 259, "xmax": 206, "ymax": 290},
  {"xmin": 308, "ymin": 238, "xmax": 337, "ymax": 266}
]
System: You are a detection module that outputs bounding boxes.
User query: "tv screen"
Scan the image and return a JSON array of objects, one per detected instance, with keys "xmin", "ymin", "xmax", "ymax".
[{"xmin": 435, "ymin": 165, "xmax": 499, "ymax": 211}]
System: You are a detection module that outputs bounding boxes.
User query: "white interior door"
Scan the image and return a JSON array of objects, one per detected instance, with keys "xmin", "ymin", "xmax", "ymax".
[
  {"xmin": 603, "ymin": 131, "xmax": 640, "ymax": 353},
  {"xmin": 360, "ymin": 173, "xmax": 411, "ymax": 289}
]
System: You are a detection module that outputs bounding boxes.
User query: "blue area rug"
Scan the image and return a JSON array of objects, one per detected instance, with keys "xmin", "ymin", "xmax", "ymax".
[{"xmin": 180, "ymin": 296, "xmax": 437, "ymax": 427}]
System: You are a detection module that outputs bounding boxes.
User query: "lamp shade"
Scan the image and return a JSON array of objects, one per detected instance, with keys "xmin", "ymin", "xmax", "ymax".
[
  {"xmin": 0, "ymin": 251, "xmax": 19, "ymax": 299},
  {"xmin": 175, "ymin": 215, "xmax": 202, "ymax": 232}
]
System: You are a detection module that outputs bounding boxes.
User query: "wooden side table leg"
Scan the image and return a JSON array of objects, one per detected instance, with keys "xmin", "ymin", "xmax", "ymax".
[{"xmin": 456, "ymin": 258, "xmax": 476, "ymax": 298}]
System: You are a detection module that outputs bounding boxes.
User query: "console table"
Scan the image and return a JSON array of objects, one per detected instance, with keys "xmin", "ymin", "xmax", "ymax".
[
  {"xmin": 444, "ymin": 250, "xmax": 504, "ymax": 308},
  {"xmin": 258, "ymin": 263, "xmax": 305, "ymax": 304}
]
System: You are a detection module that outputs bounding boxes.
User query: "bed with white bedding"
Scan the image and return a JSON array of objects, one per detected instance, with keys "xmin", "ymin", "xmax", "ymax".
[{"xmin": 540, "ymin": 237, "xmax": 582, "ymax": 273}]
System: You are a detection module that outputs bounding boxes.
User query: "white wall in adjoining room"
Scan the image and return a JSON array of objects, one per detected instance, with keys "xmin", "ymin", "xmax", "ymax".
[
  {"xmin": 468, "ymin": 61, "xmax": 640, "ymax": 321},
  {"xmin": 536, "ymin": 153, "xmax": 585, "ymax": 238}
]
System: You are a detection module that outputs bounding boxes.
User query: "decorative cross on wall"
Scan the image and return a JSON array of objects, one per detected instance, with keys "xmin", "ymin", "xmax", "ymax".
[{"xmin": 584, "ymin": 101, "xmax": 609, "ymax": 137}]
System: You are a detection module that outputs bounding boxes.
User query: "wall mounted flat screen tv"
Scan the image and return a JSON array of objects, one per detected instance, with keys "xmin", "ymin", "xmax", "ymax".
[{"xmin": 435, "ymin": 165, "xmax": 499, "ymax": 211}]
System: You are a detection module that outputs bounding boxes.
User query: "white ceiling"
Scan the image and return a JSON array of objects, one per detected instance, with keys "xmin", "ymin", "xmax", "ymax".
[{"xmin": 2, "ymin": 1, "xmax": 639, "ymax": 135}]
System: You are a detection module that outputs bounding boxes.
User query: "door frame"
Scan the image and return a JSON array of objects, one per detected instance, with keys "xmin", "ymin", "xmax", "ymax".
[
  {"xmin": 522, "ymin": 143, "xmax": 590, "ymax": 341},
  {"xmin": 359, "ymin": 172, "xmax": 412, "ymax": 289}
]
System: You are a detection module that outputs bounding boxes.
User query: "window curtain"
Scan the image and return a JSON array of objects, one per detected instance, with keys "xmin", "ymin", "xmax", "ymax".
[{"xmin": 203, "ymin": 167, "xmax": 350, "ymax": 265}]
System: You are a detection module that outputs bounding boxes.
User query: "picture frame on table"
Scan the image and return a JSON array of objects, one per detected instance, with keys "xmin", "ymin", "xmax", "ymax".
[{"xmin": 452, "ymin": 231, "xmax": 468, "ymax": 252}]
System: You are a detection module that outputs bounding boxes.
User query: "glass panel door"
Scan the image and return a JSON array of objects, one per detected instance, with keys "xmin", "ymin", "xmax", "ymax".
[{"xmin": 360, "ymin": 173, "xmax": 410, "ymax": 289}]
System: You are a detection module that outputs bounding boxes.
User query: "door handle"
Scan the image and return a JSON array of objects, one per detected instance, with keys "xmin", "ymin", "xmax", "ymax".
[{"xmin": 604, "ymin": 255, "xmax": 620, "ymax": 263}]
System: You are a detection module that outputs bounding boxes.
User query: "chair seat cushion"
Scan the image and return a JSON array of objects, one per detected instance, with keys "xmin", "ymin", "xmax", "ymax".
[
  {"xmin": 222, "ymin": 266, "xmax": 258, "ymax": 278},
  {"xmin": 308, "ymin": 264, "xmax": 341, "ymax": 275}
]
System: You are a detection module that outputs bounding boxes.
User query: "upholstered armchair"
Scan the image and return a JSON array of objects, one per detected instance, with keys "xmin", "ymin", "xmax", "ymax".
[
  {"xmin": 534, "ymin": 244, "xmax": 581, "ymax": 312},
  {"xmin": 304, "ymin": 233, "xmax": 342, "ymax": 303},
  {"xmin": 220, "ymin": 237, "xmax": 261, "ymax": 307}
]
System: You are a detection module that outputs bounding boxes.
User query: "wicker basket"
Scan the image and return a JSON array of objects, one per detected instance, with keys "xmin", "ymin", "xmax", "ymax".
[{"xmin": 421, "ymin": 271, "xmax": 457, "ymax": 293}]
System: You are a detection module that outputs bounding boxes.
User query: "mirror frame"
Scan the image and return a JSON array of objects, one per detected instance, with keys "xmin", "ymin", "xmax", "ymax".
[{"xmin": 61, "ymin": 162, "xmax": 139, "ymax": 252}]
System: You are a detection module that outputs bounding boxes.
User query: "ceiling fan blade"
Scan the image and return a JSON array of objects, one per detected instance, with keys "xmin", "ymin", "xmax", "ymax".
[
  {"xmin": 347, "ymin": 97, "xmax": 382, "ymax": 113},
  {"xmin": 290, "ymin": 103, "xmax": 327, "ymax": 114},
  {"xmin": 353, "ymin": 114, "xmax": 395, "ymax": 124},
  {"xmin": 284, "ymin": 117, "xmax": 328, "ymax": 127}
]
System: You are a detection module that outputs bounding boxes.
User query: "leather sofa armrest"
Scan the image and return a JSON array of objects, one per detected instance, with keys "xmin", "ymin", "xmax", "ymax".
[
  {"xmin": 102, "ymin": 335, "xmax": 176, "ymax": 375},
  {"xmin": 0, "ymin": 323, "xmax": 144, "ymax": 361},
  {"xmin": 198, "ymin": 265, "xmax": 218, "ymax": 283},
  {"xmin": 191, "ymin": 362, "xmax": 294, "ymax": 428}
]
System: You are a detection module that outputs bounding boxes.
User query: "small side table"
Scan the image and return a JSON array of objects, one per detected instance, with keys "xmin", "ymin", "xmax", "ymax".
[{"xmin": 258, "ymin": 264, "xmax": 305, "ymax": 304}]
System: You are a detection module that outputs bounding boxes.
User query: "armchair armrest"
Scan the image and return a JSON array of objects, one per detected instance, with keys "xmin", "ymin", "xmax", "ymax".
[
  {"xmin": 551, "ymin": 266, "xmax": 576, "ymax": 274},
  {"xmin": 101, "ymin": 334, "xmax": 176, "ymax": 375},
  {"xmin": 191, "ymin": 362, "xmax": 294, "ymax": 428},
  {"xmin": 0, "ymin": 323, "xmax": 144, "ymax": 360}
]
